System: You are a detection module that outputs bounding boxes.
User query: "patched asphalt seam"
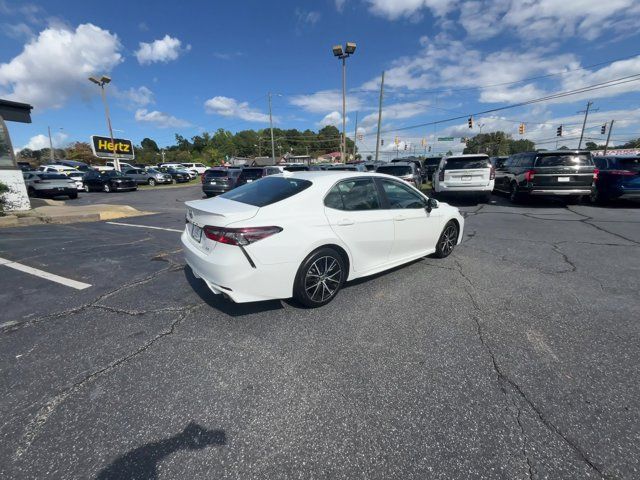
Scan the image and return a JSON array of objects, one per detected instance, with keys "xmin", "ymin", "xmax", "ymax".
[{"xmin": 13, "ymin": 304, "xmax": 201, "ymax": 460}]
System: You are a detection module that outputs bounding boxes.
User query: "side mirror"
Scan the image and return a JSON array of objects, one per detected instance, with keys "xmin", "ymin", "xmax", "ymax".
[{"xmin": 426, "ymin": 197, "xmax": 438, "ymax": 213}]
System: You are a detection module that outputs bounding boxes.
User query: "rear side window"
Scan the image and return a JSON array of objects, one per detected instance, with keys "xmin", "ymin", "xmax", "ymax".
[
  {"xmin": 40, "ymin": 173, "xmax": 68, "ymax": 179},
  {"xmin": 614, "ymin": 157, "xmax": 640, "ymax": 171},
  {"xmin": 535, "ymin": 154, "xmax": 593, "ymax": 167},
  {"xmin": 240, "ymin": 168, "xmax": 263, "ymax": 179},
  {"xmin": 443, "ymin": 157, "xmax": 490, "ymax": 169},
  {"xmin": 324, "ymin": 179, "xmax": 380, "ymax": 211},
  {"xmin": 220, "ymin": 177, "xmax": 312, "ymax": 207}
]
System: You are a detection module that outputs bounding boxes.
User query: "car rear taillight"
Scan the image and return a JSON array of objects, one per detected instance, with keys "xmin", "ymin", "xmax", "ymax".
[
  {"xmin": 607, "ymin": 169, "xmax": 635, "ymax": 176},
  {"xmin": 593, "ymin": 168, "xmax": 599, "ymax": 181},
  {"xmin": 524, "ymin": 169, "xmax": 536, "ymax": 182},
  {"xmin": 438, "ymin": 169, "xmax": 444, "ymax": 181},
  {"xmin": 200, "ymin": 173, "xmax": 205, "ymax": 183},
  {"xmin": 489, "ymin": 166, "xmax": 495, "ymax": 180},
  {"xmin": 203, "ymin": 226, "xmax": 283, "ymax": 246}
]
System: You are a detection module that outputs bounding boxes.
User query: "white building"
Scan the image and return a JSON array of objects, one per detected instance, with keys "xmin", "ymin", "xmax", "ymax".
[{"xmin": 0, "ymin": 99, "xmax": 32, "ymax": 212}]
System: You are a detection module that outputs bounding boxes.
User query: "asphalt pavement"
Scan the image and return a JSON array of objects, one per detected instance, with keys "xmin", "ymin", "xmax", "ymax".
[{"xmin": 1, "ymin": 184, "xmax": 638, "ymax": 479}]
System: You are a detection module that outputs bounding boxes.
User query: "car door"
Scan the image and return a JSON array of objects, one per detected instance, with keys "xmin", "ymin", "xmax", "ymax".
[
  {"xmin": 323, "ymin": 178, "xmax": 394, "ymax": 273},
  {"xmin": 377, "ymin": 178, "xmax": 443, "ymax": 260}
]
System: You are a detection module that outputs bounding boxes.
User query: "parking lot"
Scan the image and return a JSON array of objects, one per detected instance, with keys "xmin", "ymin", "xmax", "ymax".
[{"xmin": 1, "ymin": 185, "xmax": 639, "ymax": 479}]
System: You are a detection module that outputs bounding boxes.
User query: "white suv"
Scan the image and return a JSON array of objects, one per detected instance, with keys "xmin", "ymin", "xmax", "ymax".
[
  {"xmin": 433, "ymin": 154, "xmax": 494, "ymax": 202},
  {"xmin": 182, "ymin": 162, "xmax": 208, "ymax": 174}
]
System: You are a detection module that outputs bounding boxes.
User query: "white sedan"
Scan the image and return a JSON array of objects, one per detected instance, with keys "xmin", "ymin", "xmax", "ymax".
[{"xmin": 182, "ymin": 171, "xmax": 464, "ymax": 307}]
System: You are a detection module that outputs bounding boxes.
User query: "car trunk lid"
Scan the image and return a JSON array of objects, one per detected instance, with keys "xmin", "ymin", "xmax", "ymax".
[
  {"xmin": 443, "ymin": 168, "xmax": 490, "ymax": 187},
  {"xmin": 532, "ymin": 154, "xmax": 595, "ymax": 189}
]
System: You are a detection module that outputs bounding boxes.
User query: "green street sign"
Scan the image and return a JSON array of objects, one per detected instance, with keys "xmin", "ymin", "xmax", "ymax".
[{"xmin": 437, "ymin": 137, "xmax": 454, "ymax": 141}]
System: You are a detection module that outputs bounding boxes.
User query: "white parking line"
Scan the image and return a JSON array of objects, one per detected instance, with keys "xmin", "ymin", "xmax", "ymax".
[
  {"xmin": 0, "ymin": 257, "xmax": 92, "ymax": 290},
  {"xmin": 106, "ymin": 222, "xmax": 183, "ymax": 233}
]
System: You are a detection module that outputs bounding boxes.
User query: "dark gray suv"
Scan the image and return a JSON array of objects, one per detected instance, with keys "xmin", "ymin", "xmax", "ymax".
[
  {"xmin": 494, "ymin": 150, "xmax": 596, "ymax": 203},
  {"xmin": 202, "ymin": 168, "xmax": 242, "ymax": 197}
]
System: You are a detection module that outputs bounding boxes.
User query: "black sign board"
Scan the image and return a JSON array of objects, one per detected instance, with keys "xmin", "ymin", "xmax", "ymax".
[{"xmin": 90, "ymin": 135, "xmax": 135, "ymax": 160}]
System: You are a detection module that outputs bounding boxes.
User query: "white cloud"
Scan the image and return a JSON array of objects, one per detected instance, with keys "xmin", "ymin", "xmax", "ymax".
[
  {"xmin": 319, "ymin": 111, "xmax": 349, "ymax": 127},
  {"xmin": 19, "ymin": 132, "xmax": 68, "ymax": 151},
  {"xmin": 204, "ymin": 96, "xmax": 271, "ymax": 122},
  {"xmin": 2, "ymin": 22, "xmax": 34, "ymax": 40},
  {"xmin": 360, "ymin": 101, "xmax": 430, "ymax": 130},
  {"xmin": 335, "ymin": 0, "xmax": 347, "ymax": 12},
  {"xmin": 0, "ymin": 23, "xmax": 122, "ymax": 110},
  {"xmin": 366, "ymin": 0, "xmax": 454, "ymax": 20},
  {"xmin": 113, "ymin": 86, "xmax": 155, "ymax": 107},
  {"xmin": 289, "ymin": 89, "xmax": 363, "ymax": 113},
  {"xmin": 295, "ymin": 9, "xmax": 321, "ymax": 25},
  {"xmin": 135, "ymin": 35, "xmax": 190, "ymax": 65},
  {"xmin": 135, "ymin": 109, "xmax": 191, "ymax": 128}
]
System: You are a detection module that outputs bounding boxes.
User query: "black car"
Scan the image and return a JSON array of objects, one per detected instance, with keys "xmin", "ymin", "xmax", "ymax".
[
  {"xmin": 84, "ymin": 170, "xmax": 137, "ymax": 193},
  {"xmin": 158, "ymin": 167, "xmax": 190, "ymax": 183},
  {"xmin": 422, "ymin": 157, "xmax": 443, "ymax": 181},
  {"xmin": 494, "ymin": 150, "xmax": 596, "ymax": 203},
  {"xmin": 283, "ymin": 165, "xmax": 310, "ymax": 172},
  {"xmin": 591, "ymin": 155, "xmax": 640, "ymax": 203},
  {"xmin": 202, "ymin": 167, "xmax": 242, "ymax": 197},
  {"xmin": 236, "ymin": 167, "xmax": 281, "ymax": 187}
]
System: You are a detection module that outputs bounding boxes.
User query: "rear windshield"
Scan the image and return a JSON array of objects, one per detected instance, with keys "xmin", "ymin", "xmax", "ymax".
[
  {"xmin": 535, "ymin": 154, "xmax": 593, "ymax": 167},
  {"xmin": 205, "ymin": 170, "xmax": 230, "ymax": 178},
  {"xmin": 284, "ymin": 166, "xmax": 309, "ymax": 171},
  {"xmin": 613, "ymin": 157, "xmax": 640, "ymax": 171},
  {"xmin": 444, "ymin": 157, "xmax": 490, "ymax": 169},
  {"xmin": 240, "ymin": 168, "xmax": 263, "ymax": 179},
  {"xmin": 220, "ymin": 177, "xmax": 312, "ymax": 207},
  {"xmin": 424, "ymin": 158, "xmax": 442, "ymax": 166},
  {"xmin": 377, "ymin": 165, "xmax": 412, "ymax": 176},
  {"xmin": 329, "ymin": 166, "xmax": 357, "ymax": 171}
]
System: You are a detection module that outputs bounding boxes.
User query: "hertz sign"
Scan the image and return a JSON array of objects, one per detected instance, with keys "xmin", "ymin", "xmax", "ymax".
[{"xmin": 90, "ymin": 135, "xmax": 135, "ymax": 160}]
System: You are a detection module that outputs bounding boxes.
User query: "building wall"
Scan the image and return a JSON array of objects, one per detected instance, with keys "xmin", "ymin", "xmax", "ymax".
[{"xmin": 0, "ymin": 169, "xmax": 30, "ymax": 211}]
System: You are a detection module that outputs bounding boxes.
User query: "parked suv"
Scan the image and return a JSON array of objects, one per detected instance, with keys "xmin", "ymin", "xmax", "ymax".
[
  {"xmin": 433, "ymin": 154, "xmax": 494, "ymax": 201},
  {"xmin": 121, "ymin": 167, "xmax": 173, "ymax": 186},
  {"xmin": 202, "ymin": 167, "xmax": 242, "ymax": 197},
  {"xmin": 376, "ymin": 162, "xmax": 421, "ymax": 189},
  {"xmin": 494, "ymin": 150, "xmax": 596, "ymax": 203},
  {"xmin": 235, "ymin": 166, "xmax": 281, "ymax": 187},
  {"xmin": 84, "ymin": 170, "xmax": 137, "ymax": 192},
  {"xmin": 391, "ymin": 158, "xmax": 424, "ymax": 182},
  {"xmin": 591, "ymin": 155, "xmax": 640, "ymax": 203}
]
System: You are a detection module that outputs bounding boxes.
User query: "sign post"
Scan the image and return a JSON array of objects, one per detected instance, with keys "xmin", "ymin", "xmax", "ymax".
[{"xmin": 90, "ymin": 136, "xmax": 135, "ymax": 163}]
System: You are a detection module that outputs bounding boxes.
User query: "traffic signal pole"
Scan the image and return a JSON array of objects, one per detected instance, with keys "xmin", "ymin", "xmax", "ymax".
[
  {"xmin": 374, "ymin": 71, "xmax": 384, "ymax": 163},
  {"xmin": 603, "ymin": 119, "xmax": 614, "ymax": 155},
  {"xmin": 577, "ymin": 101, "xmax": 593, "ymax": 150}
]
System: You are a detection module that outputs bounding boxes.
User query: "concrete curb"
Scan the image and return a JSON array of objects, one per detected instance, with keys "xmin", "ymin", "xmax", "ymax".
[{"xmin": 0, "ymin": 205, "xmax": 153, "ymax": 228}]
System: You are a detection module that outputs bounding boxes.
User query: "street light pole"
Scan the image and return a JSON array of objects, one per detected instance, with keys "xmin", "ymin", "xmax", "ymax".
[
  {"xmin": 332, "ymin": 42, "xmax": 356, "ymax": 163},
  {"xmin": 48, "ymin": 126, "xmax": 54, "ymax": 162},
  {"xmin": 88, "ymin": 75, "xmax": 119, "ymax": 170},
  {"xmin": 268, "ymin": 93, "xmax": 276, "ymax": 164},
  {"xmin": 374, "ymin": 71, "xmax": 384, "ymax": 163}
]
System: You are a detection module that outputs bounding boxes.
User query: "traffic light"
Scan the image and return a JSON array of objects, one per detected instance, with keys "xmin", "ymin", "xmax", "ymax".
[
  {"xmin": 394, "ymin": 136, "xmax": 399, "ymax": 145},
  {"xmin": 518, "ymin": 123, "xmax": 525, "ymax": 135},
  {"xmin": 428, "ymin": 146, "xmax": 432, "ymax": 152},
  {"xmin": 601, "ymin": 123, "xmax": 606, "ymax": 134},
  {"xmin": 468, "ymin": 116, "xmax": 473, "ymax": 129},
  {"xmin": 404, "ymin": 143, "xmax": 408, "ymax": 151},
  {"xmin": 380, "ymin": 138, "xmax": 384, "ymax": 146},
  {"xmin": 556, "ymin": 125, "xmax": 563, "ymax": 137}
]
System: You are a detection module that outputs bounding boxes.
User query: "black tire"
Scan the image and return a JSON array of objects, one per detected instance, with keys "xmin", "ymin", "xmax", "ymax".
[
  {"xmin": 204, "ymin": 193, "xmax": 213, "ymax": 198},
  {"xmin": 27, "ymin": 186, "xmax": 35, "ymax": 197},
  {"xmin": 103, "ymin": 183, "xmax": 111, "ymax": 193},
  {"xmin": 509, "ymin": 182, "xmax": 522, "ymax": 204},
  {"xmin": 590, "ymin": 188, "xmax": 607, "ymax": 205},
  {"xmin": 434, "ymin": 221, "xmax": 458, "ymax": 258},
  {"xmin": 69, "ymin": 192, "xmax": 78, "ymax": 199},
  {"xmin": 481, "ymin": 192, "xmax": 492, "ymax": 203},
  {"xmin": 148, "ymin": 178, "xmax": 156, "ymax": 186},
  {"xmin": 293, "ymin": 247, "xmax": 346, "ymax": 308}
]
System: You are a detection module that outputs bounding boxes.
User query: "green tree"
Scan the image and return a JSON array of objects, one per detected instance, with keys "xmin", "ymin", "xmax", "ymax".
[{"xmin": 140, "ymin": 138, "xmax": 159, "ymax": 152}]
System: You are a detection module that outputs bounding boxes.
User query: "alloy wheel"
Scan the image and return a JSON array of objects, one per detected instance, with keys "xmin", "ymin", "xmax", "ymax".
[
  {"xmin": 304, "ymin": 256, "xmax": 343, "ymax": 303},
  {"xmin": 438, "ymin": 224, "xmax": 457, "ymax": 257}
]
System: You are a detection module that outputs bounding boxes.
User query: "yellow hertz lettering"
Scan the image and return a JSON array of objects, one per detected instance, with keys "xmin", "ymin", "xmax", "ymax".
[{"xmin": 97, "ymin": 139, "xmax": 131, "ymax": 154}]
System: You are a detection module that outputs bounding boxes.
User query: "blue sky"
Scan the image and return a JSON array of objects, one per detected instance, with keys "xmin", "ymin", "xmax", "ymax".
[{"xmin": 1, "ymin": 0, "xmax": 640, "ymax": 157}]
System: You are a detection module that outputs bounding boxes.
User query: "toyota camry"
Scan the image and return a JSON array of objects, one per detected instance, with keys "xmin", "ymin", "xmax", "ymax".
[{"xmin": 182, "ymin": 171, "xmax": 464, "ymax": 307}]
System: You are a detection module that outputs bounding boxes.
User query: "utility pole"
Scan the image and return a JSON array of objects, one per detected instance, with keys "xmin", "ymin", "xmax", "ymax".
[
  {"xmin": 577, "ymin": 101, "xmax": 593, "ymax": 150},
  {"xmin": 47, "ymin": 126, "xmax": 54, "ymax": 162},
  {"xmin": 161, "ymin": 149, "xmax": 165, "ymax": 162},
  {"xmin": 268, "ymin": 93, "xmax": 276, "ymax": 163},
  {"xmin": 603, "ymin": 119, "xmax": 614, "ymax": 155},
  {"xmin": 374, "ymin": 71, "xmax": 385, "ymax": 162},
  {"xmin": 352, "ymin": 111, "xmax": 358, "ymax": 162},
  {"xmin": 341, "ymin": 56, "xmax": 346, "ymax": 162}
]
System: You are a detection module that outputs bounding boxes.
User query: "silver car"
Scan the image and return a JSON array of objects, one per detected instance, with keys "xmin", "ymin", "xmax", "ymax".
[
  {"xmin": 23, "ymin": 172, "xmax": 78, "ymax": 199},
  {"xmin": 121, "ymin": 167, "xmax": 173, "ymax": 186}
]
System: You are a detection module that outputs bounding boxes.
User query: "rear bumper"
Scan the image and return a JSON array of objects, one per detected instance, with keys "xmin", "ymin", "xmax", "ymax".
[
  {"xmin": 36, "ymin": 188, "xmax": 77, "ymax": 196},
  {"xmin": 203, "ymin": 184, "xmax": 232, "ymax": 194},
  {"xmin": 181, "ymin": 230, "xmax": 298, "ymax": 303},
  {"xmin": 435, "ymin": 183, "xmax": 493, "ymax": 193},
  {"xmin": 530, "ymin": 188, "xmax": 591, "ymax": 196}
]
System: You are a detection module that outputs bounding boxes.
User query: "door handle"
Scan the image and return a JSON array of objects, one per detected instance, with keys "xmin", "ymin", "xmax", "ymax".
[
  {"xmin": 337, "ymin": 219, "xmax": 354, "ymax": 226},
  {"xmin": 394, "ymin": 215, "xmax": 407, "ymax": 221}
]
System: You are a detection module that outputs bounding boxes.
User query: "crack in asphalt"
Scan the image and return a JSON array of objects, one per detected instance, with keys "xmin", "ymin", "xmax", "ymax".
[
  {"xmin": 13, "ymin": 303, "xmax": 201, "ymax": 460},
  {"xmin": 451, "ymin": 256, "xmax": 606, "ymax": 479},
  {"xmin": 0, "ymin": 264, "xmax": 183, "ymax": 334}
]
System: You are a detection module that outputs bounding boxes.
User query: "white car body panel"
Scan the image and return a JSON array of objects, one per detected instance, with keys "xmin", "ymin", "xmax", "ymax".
[{"xmin": 182, "ymin": 171, "xmax": 464, "ymax": 303}]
